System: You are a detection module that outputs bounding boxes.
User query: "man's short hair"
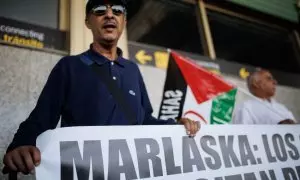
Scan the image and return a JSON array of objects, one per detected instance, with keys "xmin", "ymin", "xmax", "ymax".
[{"xmin": 247, "ymin": 68, "xmax": 268, "ymax": 93}]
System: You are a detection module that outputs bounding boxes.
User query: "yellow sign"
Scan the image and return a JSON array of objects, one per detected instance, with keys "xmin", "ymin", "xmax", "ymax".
[
  {"xmin": 3, "ymin": 34, "xmax": 44, "ymax": 49},
  {"xmin": 135, "ymin": 50, "xmax": 152, "ymax": 64},
  {"xmin": 239, "ymin": 68, "xmax": 250, "ymax": 79},
  {"xmin": 154, "ymin": 51, "xmax": 169, "ymax": 69},
  {"xmin": 134, "ymin": 49, "xmax": 221, "ymax": 72}
]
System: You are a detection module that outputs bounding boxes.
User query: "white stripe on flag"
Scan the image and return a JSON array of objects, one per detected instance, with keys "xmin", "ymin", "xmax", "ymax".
[{"xmin": 211, "ymin": 116, "xmax": 229, "ymax": 124}]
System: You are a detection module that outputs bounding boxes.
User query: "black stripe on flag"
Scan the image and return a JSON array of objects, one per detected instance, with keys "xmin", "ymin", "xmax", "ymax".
[{"xmin": 158, "ymin": 52, "xmax": 187, "ymax": 121}]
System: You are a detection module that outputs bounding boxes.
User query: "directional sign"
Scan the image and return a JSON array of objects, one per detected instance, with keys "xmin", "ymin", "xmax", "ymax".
[
  {"xmin": 128, "ymin": 41, "xmax": 300, "ymax": 88},
  {"xmin": 0, "ymin": 17, "xmax": 68, "ymax": 54},
  {"xmin": 239, "ymin": 67, "xmax": 250, "ymax": 79},
  {"xmin": 153, "ymin": 51, "xmax": 169, "ymax": 69},
  {"xmin": 135, "ymin": 50, "xmax": 152, "ymax": 64},
  {"xmin": 129, "ymin": 42, "xmax": 170, "ymax": 69},
  {"xmin": 128, "ymin": 42, "xmax": 219, "ymax": 71}
]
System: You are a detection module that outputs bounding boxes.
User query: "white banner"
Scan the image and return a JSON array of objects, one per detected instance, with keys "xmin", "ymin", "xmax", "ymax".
[{"xmin": 36, "ymin": 125, "xmax": 300, "ymax": 180}]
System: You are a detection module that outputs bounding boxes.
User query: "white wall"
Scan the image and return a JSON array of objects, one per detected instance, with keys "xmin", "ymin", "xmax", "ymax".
[{"xmin": 0, "ymin": 45, "xmax": 61, "ymax": 180}]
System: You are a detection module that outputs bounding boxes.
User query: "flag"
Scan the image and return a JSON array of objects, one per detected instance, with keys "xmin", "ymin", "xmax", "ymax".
[{"xmin": 158, "ymin": 51, "xmax": 252, "ymax": 124}]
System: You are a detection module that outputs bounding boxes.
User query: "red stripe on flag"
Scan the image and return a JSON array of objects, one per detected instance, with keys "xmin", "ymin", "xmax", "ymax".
[{"xmin": 171, "ymin": 51, "xmax": 234, "ymax": 104}]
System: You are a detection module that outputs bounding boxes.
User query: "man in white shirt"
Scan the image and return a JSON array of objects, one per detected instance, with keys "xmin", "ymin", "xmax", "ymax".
[{"xmin": 233, "ymin": 69, "xmax": 296, "ymax": 124}]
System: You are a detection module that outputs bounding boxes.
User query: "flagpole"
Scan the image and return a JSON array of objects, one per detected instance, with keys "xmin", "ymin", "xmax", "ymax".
[{"xmin": 196, "ymin": 0, "xmax": 216, "ymax": 60}]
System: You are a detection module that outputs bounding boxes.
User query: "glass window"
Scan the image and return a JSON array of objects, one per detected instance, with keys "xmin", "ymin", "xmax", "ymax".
[
  {"xmin": 127, "ymin": 0, "xmax": 204, "ymax": 55},
  {"xmin": 207, "ymin": 9, "xmax": 300, "ymax": 74},
  {"xmin": 0, "ymin": 0, "xmax": 59, "ymax": 29}
]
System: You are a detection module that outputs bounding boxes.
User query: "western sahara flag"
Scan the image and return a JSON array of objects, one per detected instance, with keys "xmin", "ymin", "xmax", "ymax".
[{"xmin": 158, "ymin": 51, "xmax": 252, "ymax": 124}]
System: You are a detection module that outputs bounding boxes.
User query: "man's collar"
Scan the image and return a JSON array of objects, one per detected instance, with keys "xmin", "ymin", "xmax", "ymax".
[
  {"xmin": 88, "ymin": 44, "xmax": 125, "ymax": 67},
  {"xmin": 259, "ymin": 97, "xmax": 275, "ymax": 104}
]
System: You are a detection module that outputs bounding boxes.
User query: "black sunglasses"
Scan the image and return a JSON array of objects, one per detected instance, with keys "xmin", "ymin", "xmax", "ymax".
[{"xmin": 91, "ymin": 5, "xmax": 126, "ymax": 16}]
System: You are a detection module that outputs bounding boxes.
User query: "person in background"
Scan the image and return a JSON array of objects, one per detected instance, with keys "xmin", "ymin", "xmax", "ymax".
[
  {"xmin": 233, "ymin": 68, "xmax": 296, "ymax": 124},
  {"xmin": 2, "ymin": 0, "xmax": 200, "ymax": 175}
]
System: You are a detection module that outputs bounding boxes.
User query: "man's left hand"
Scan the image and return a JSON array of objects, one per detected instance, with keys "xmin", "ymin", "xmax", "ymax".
[
  {"xmin": 278, "ymin": 119, "xmax": 296, "ymax": 124},
  {"xmin": 178, "ymin": 118, "xmax": 200, "ymax": 137}
]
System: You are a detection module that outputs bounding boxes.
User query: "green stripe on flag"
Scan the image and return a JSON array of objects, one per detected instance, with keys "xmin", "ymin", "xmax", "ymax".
[{"xmin": 210, "ymin": 89, "xmax": 237, "ymax": 124}]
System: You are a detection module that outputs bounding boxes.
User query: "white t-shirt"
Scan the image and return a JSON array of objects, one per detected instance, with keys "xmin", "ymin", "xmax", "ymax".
[{"xmin": 232, "ymin": 98, "xmax": 295, "ymax": 124}]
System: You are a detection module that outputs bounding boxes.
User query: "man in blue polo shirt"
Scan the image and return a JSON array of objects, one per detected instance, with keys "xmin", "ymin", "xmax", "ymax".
[{"xmin": 3, "ymin": 0, "xmax": 200, "ymax": 175}]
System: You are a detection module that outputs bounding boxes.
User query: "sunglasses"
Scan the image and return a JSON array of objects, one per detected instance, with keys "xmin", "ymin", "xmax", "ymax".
[{"xmin": 91, "ymin": 5, "xmax": 126, "ymax": 16}]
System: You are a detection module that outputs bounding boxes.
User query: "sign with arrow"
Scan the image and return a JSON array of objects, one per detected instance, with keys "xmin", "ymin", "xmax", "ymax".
[
  {"xmin": 135, "ymin": 50, "xmax": 152, "ymax": 64},
  {"xmin": 129, "ymin": 41, "xmax": 170, "ymax": 69},
  {"xmin": 239, "ymin": 67, "xmax": 250, "ymax": 79},
  {"xmin": 128, "ymin": 41, "xmax": 300, "ymax": 88}
]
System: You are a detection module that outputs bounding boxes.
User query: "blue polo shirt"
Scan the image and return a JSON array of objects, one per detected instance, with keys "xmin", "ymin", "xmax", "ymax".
[{"xmin": 8, "ymin": 47, "xmax": 176, "ymax": 151}]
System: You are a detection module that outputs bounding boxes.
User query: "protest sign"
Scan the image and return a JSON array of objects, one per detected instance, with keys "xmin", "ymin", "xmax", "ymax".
[{"xmin": 36, "ymin": 125, "xmax": 300, "ymax": 180}]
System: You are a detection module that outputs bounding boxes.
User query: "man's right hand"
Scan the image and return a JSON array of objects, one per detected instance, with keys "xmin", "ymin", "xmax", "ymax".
[{"xmin": 3, "ymin": 146, "xmax": 41, "ymax": 174}]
